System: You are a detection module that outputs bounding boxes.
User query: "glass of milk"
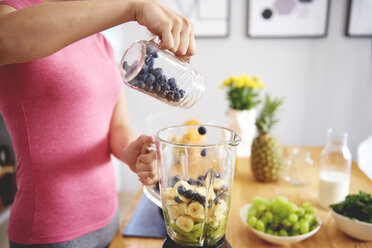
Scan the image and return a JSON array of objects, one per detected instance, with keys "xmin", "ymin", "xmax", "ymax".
[{"xmin": 318, "ymin": 128, "xmax": 352, "ymax": 208}]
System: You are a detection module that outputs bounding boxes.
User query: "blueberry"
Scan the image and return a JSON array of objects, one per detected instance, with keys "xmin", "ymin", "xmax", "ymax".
[
  {"xmin": 166, "ymin": 92, "xmax": 174, "ymax": 101},
  {"xmin": 192, "ymin": 192, "xmax": 201, "ymax": 202},
  {"xmin": 144, "ymin": 84, "xmax": 153, "ymax": 92},
  {"xmin": 200, "ymin": 149, "xmax": 207, "ymax": 157},
  {"xmin": 199, "ymin": 196, "xmax": 206, "ymax": 206},
  {"xmin": 198, "ymin": 126, "xmax": 207, "ymax": 135},
  {"xmin": 161, "ymin": 75, "xmax": 167, "ymax": 82},
  {"xmin": 197, "ymin": 175, "xmax": 205, "ymax": 181},
  {"xmin": 177, "ymin": 185, "xmax": 186, "ymax": 195},
  {"xmin": 136, "ymin": 81, "xmax": 145, "ymax": 89},
  {"xmin": 169, "ymin": 84, "xmax": 176, "ymax": 91},
  {"xmin": 158, "ymin": 91, "xmax": 167, "ymax": 98},
  {"xmin": 145, "ymin": 56, "xmax": 155, "ymax": 69},
  {"xmin": 174, "ymin": 92, "xmax": 181, "ymax": 102},
  {"xmin": 187, "ymin": 178, "xmax": 196, "ymax": 185},
  {"xmin": 214, "ymin": 196, "xmax": 220, "ymax": 205},
  {"xmin": 168, "ymin": 78, "xmax": 176, "ymax": 85},
  {"xmin": 145, "ymin": 73, "xmax": 155, "ymax": 84},
  {"xmin": 152, "ymin": 51, "xmax": 159, "ymax": 58},
  {"xmin": 146, "ymin": 44, "xmax": 157, "ymax": 56},
  {"xmin": 196, "ymin": 179, "xmax": 204, "ymax": 186},
  {"xmin": 152, "ymin": 68, "xmax": 163, "ymax": 79},
  {"xmin": 185, "ymin": 189, "xmax": 194, "ymax": 199},
  {"xmin": 161, "ymin": 84, "xmax": 170, "ymax": 91},
  {"xmin": 136, "ymin": 74, "xmax": 145, "ymax": 81},
  {"xmin": 179, "ymin": 89, "xmax": 185, "ymax": 98},
  {"xmin": 169, "ymin": 175, "xmax": 181, "ymax": 187},
  {"xmin": 153, "ymin": 83, "xmax": 161, "ymax": 93},
  {"xmin": 174, "ymin": 196, "xmax": 183, "ymax": 203}
]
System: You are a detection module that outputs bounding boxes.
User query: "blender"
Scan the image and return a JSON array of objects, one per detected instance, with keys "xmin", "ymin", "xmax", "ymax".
[{"xmin": 144, "ymin": 124, "xmax": 240, "ymax": 247}]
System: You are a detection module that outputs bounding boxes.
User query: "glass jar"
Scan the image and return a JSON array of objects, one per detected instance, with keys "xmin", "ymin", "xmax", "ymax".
[
  {"xmin": 318, "ymin": 128, "xmax": 352, "ymax": 208},
  {"xmin": 120, "ymin": 38, "xmax": 206, "ymax": 108}
]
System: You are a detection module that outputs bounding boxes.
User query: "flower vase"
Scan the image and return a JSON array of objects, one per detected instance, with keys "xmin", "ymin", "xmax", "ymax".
[{"xmin": 227, "ymin": 109, "xmax": 257, "ymax": 158}]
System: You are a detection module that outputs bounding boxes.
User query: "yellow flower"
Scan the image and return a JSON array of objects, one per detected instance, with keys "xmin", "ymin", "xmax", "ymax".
[{"xmin": 221, "ymin": 74, "xmax": 266, "ymax": 89}]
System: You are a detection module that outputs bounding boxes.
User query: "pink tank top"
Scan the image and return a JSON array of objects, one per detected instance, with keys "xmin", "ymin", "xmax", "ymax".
[{"xmin": 0, "ymin": 0, "xmax": 121, "ymax": 244}]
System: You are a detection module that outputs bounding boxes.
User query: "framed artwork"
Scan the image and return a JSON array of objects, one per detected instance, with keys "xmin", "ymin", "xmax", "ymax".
[
  {"xmin": 157, "ymin": 0, "xmax": 230, "ymax": 38},
  {"xmin": 247, "ymin": 0, "xmax": 330, "ymax": 38},
  {"xmin": 346, "ymin": 0, "xmax": 372, "ymax": 37}
]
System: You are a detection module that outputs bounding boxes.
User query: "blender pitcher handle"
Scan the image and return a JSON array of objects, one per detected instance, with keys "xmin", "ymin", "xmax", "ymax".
[{"xmin": 141, "ymin": 142, "xmax": 163, "ymax": 209}]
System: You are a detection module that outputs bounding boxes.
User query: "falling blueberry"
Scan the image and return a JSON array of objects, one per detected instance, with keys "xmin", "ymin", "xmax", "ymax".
[
  {"xmin": 152, "ymin": 51, "xmax": 159, "ymax": 58},
  {"xmin": 200, "ymin": 149, "xmax": 207, "ymax": 157},
  {"xmin": 198, "ymin": 126, "xmax": 207, "ymax": 135}
]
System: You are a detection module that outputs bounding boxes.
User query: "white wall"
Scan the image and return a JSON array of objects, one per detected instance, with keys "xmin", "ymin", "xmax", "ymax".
[{"xmin": 104, "ymin": 0, "xmax": 372, "ymax": 192}]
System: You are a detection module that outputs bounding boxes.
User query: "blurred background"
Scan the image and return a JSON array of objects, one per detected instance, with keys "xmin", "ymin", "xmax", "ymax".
[{"xmin": 0, "ymin": 0, "xmax": 371, "ymax": 243}]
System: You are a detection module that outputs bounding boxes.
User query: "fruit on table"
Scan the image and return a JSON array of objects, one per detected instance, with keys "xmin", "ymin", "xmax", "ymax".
[
  {"xmin": 247, "ymin": 196, "xmax": 319, "ymax": 236},
  {"xmin": 125, "ymin": 44, "xmax": 186, "ymax": 102},
  {"xmin": 165, "ymin": 173, "xmax": 229, "ymax": 244},
  {"xmin": 251, "ymin": 94, "xmax": 285, "ymax": 182}
]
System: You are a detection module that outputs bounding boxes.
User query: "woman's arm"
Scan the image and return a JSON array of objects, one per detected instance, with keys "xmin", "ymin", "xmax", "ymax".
[
  {"xmin": 109, "ymin": 88, "xmax": 157, "ymax": 185},
  {"xmin": 0, "ymin": 0, "xmax": 196, "ymax": 66}
]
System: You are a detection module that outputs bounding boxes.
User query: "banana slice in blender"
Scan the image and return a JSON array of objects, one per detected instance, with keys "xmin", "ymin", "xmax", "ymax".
[
  {"xmin": 188, "ymin": 202, "xmax": 205, "ymax": 217},
  {"xmin": 195, "ymin": 187, "xmax": 207, "ymax": 197},
  {"xmin": 165, "ymin": 187, "xmax": 175, "ymax": 199},
  {"xmin": 213, "ymin": 178, "xmax": 227, "ymax": 191},
  {"xmin": 214, "ymin": 200, "xmax": 227, "ymax": 221},
  {"xmin": 168, "ymin": 205, "xmax": 183, "ymax": 220},
  {"xmin": 176, "ymin": 216, "xmax": 194, "ymax": 232}
]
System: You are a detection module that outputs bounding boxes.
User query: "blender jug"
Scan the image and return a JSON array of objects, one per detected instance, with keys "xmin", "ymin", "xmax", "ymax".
[{"xmin": 144, "ymin": 124, "xmax": 240, "ymax": 247}]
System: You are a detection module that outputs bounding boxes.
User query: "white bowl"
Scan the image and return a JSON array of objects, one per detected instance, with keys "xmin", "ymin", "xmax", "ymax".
[
  {"xmin": 240, "ymin": 204, "xmax": 322, "ymax": 246},
  {"xmin": 331, "ymin": 209, "xmax": 372, "ymax": 241}
]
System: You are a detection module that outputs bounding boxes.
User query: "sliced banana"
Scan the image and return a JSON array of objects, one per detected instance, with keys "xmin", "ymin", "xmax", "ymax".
[
  {"xmin": 213, "ymin": 178, "xmax": 227, "ymax": 191},
  {"xmin": 168, "ymin": 205, "xmax": 182, "ymax": 220},
  {"xmin": 214, "ymin": 200, "xmax": 227, "ymax": 221},
  {"xmin": 176, "ymin": 215, "xmax": 194, "ymax": 232},
  {"xmin": 167, "ymin": 199, "xmax": 179, "ymax": 206},
  {"xmin": 188, "ymin": 202, "xmax": 205, "ymax": 217},
  {"xmin": 165, "ymin": 187, "xmax": 175, "ymax": 199}
]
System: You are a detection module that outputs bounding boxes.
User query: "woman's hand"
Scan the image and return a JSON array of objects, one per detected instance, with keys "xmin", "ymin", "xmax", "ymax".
[
  {"xmin": 133, "ymin": 0, "xmax": 196, "ymax": 59},
  {"xmin": 122, "ymin": 135, "xmax": 158, "ymax": 186}
]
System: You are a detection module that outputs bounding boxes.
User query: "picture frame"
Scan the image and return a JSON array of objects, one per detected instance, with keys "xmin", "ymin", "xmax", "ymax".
[
  {"xmin": 157, "ymin": 0, "xmax": 231, "ymax": 38},
  {"xmin": 346, "ymin": 0, "xmax": 372, "ymax": 37},
  {"xmin": 246, "ymin": 0, "xmax": 330, "ymax": 38}
]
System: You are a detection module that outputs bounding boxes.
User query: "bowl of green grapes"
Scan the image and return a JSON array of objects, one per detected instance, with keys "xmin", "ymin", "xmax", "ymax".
[{"xmin": 240, "ymin": 196, "xmax": 321, "ymax": 246}]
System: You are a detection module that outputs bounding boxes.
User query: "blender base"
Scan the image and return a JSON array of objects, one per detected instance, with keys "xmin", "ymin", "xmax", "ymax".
[{"xmin": 163, "ymin": 235, "xmax": 231, "ymax": 248}]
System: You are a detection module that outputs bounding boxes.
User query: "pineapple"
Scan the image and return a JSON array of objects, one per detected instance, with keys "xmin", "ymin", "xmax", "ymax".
[{"xmin": 251, "ymin": 94, "xmax": 284, "ymax": 182}]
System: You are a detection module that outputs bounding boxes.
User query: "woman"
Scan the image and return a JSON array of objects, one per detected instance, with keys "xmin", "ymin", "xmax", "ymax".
[{"xmin": 0, "ymin": 0, "xmax": 196, "ymax": 247}]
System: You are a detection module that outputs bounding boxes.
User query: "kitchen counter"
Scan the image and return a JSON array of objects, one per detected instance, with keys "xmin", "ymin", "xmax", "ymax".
[{"xmin": 109, "ymin": 146, "xmax": 372, "ymax": 248}]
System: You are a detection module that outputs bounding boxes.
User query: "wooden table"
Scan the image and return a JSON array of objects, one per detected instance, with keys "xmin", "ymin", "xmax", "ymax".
[{"xmin": 110, "ymin": 146, "xmax": 372, "ymax": 248}]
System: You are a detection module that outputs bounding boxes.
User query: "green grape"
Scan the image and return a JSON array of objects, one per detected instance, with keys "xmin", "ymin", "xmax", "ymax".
[
  {"xmin": 255, "ymin": 220, "xmax": 265, "ymax": 232},
  {"xmin": 265, "ymin": 211, "xmax": 273, "ymax": 222},
  {"xmin": 292, "ymin": 222, "xmax": 300, "ymax": 231},
  {"xmin": 287, "ymin": 202, "xmax": 298, "ymax": 213},
  {"xmin": 279, "ymin": 229, "xmax": 288, "ymax": 237},
  {"xmin": 296, "ymin": 207, "xmax": 305, "ymax": 217},
  {"xmin": 300, "ymin": 221, "xmax": 309, "ymax": 234},
  {"xmin": 289, "ymin": 213, "xmax": 298, "ymax": 222},
  {"xmin": 302, "ymin": 202, "xmax": 311, "ymax": 209},
  {"xmin": 257, "ymin": 204, "xmax": 266, "ymax": 213},
  {"xmin": 248, "ymin": 216, "xmax": 257, "ymax": 227},
  {"xmin": 247, "ymin": 196, "xmax": 318, "ymax": 236}
]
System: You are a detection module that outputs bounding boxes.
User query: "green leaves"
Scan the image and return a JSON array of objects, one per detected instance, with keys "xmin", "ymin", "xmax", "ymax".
[
  {"xmin": 227, "ymin": 87, "xmax": 261, "ymax": 110},
  {"xmin": 330, "ymin": 191, "xmax": 372, "ymax": 224},
  {"xmin": 256, "ymin": 94, "xmax": 285, "ymax": 135}
]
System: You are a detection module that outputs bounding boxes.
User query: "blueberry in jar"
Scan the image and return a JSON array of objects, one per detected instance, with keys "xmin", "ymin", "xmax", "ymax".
[
  {"xmin": 200, "ymin": 149, "xmax": 207, "ymax": 157},
  {"xmin": 144, "ymin": 73, "xmax": 155, "ymax": 84},
  {"xmin": 185, "ymin": 189, "xmax": 194, "ymax": 199},
  {"xmin": 152, "ymin": 68, "xmax": 163, "ymax": 79},
  {"xmin": 177, "ymin": 185, "xmax": 186, "ymax": 195}
]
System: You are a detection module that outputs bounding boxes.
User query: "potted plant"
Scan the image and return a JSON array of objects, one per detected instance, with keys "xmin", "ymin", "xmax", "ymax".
[{"xmin": 221, "ymin": 74, "xmax": 265, "ymax": 157}]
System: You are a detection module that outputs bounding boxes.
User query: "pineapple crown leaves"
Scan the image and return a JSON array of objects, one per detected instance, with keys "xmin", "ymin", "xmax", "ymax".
[{"xmin": 256, "ymin": 94, "xmax": 285, "ymax": 135}]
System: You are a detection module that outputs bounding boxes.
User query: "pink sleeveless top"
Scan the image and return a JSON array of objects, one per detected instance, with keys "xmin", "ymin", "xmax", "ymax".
[{"xmin": 0, "ymin": 0, "xmax": 121, "ymax": 244}]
